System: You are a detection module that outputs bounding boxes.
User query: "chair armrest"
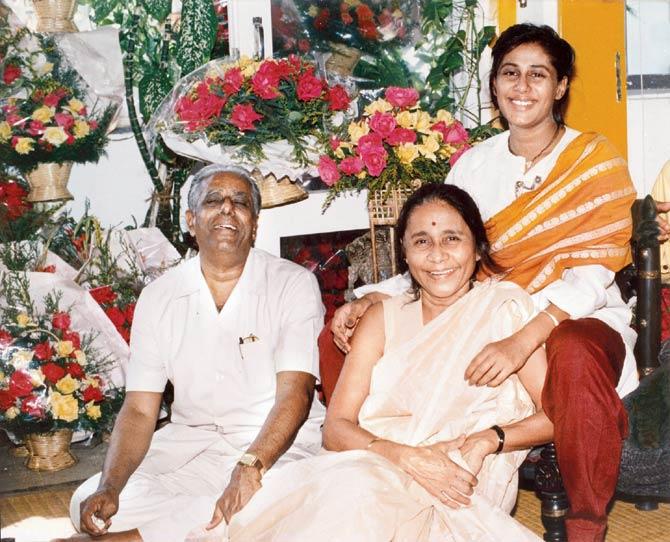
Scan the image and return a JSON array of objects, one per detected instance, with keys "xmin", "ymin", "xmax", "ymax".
[{"xmin": 632, "ymin": 195, "xmax": 662, "ymax": 376}]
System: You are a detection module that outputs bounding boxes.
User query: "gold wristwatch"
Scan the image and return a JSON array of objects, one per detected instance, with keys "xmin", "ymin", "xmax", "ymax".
[{"xmin": 237, "ymin": 452, "xmax": 265, "ymax": 475}]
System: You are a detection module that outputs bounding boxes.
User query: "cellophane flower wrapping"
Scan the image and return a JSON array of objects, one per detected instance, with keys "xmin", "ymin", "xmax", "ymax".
[
  {"xmin": 0, "ymin": 271, "xmax": 126, "ymax": 440},
  {"xmin": 148, "ymin": 55, "xmax": 354, "ymax": 181},
  {"xmin": 320, "ymin": 86, "xmax": 474, "ymax": 208},
  {"xmin": 0, "ymin": 20, "xmax": 119, "ymax": 172}
]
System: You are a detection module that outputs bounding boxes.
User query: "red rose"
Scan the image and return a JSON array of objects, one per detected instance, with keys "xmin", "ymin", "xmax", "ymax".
[
  {"xmin": 384, "ymin": 87, "xmax": 420, "ymax": 108},
  {"xmin": 65, "ymin": 362, "xmax": 85, "ymax": 379},
  {"xmin": 55, "ymin": 112, "xmax": 75, "ymax": 130},
  {"xmin": 62, "ymin": 330, "xmax": 81, "ymax": 349},
  {"xmin": 355, "ymin": 4, "xmax": 374, "ymax": 22},
  {"xmin": 175, "ymin": 81, "xmax": 227, "ymax": 131},
  {"xmin": 386, "ymin": 127, "xmax": 417, "ymax": 146},
  {"xmin": 0, "ymin": 389, "xmax": 17, "ymax": 411},
  {"xmin": 360, "ymin": 147, "xmax": 388, "ymax": 177},
  {"xmin": 124, "ymin": 303, "xmax": 136, "ymax": 324},
  {"xmin": 104, "ymin": 306, "xmax": 126, "ymax": 328},
  {"xmin": 369, "ymin": 112, "xmax": 397, "ymax": 138},
  {"xmin": 222, "ymin": 67, "xmax": 244, "ymax": 95},
  {"xmin": 82, "ymin": 385, "xmax": 104, "ymax": 403},
  {"xmin": 251, "ymin": 71, "xmax": 281, "ymax": 100},
  {"xmin": 441, "ymin": 120, "xmax": 469, "ymax": 145},
  {"xmin": 42, "ymin": 92, "xmax": 61, "ymax": 107},
  {"xmin": 338, "ymin": 156, "xmax": 364, "ymax": 175},
  {"xmin": 27, "ymin": 120, "xmax": 45, "ymax": 136},
  {"xmin": 3, "ymin": 64, "xmax": 21, "ymax": 85},
  {"xmin": 341, "ymin": 10, "xmax": 353, "ymax": 25},
  {"xmin": 230, "ymin": 104, "xmax": 263, "ymax": 132},
  {"xmin": 42, "ymin": 362, "xmax": 66, "ymax": 383},
  {"xmin": 317, "ymin": 156, "xmax": 340, "ymax": 187},
  {"xmin": 33, "ymin": 341, "xmax": 52, "ymax": 361},
  {"xmin": 21, "ymin": 395, "xmax": 45, "ymax": 418},
  {"xmin": 9, "ymin": 371, "xmax": 33, "ymax": 397},
  {"xmin": 329, "ymin": 137, "xmax": 341, "ymax": 151},
  {"xmin": 52, "ymin": 312, "xmax": 71, "ymax": 331},
  {"xmin": 296, "ymin": 72, "xmax": 324, "ymax": 102},
  {"xmin": 327, "ymin": 85, "xmax": 350, "ymax": 111},
  {"xmin": 356, "ymin": 133, "xmax": 384, "ymax": 155},
  {"xmin": 89, "ymin": 285, "xmax": 117, "ymax": 305},
  {"xmin": 0, "ymin": 329, "xmax": 13, "ymax": 347},
  {"xmin": 358, "ymin": 20, "xmax": 378, "ymax": 40},
  {"xmin": 313, "ymin": 8, "xmax": 330, "ymax": 31},
  {"xmin": 37, "ymin": 264, "xmax": 56, "ymax": 273}
]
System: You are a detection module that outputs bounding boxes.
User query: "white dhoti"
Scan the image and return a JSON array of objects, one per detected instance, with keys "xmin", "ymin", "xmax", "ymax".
[{"xmin": 70, "ymin": 423, "xmax": 320, "ymax": 542}]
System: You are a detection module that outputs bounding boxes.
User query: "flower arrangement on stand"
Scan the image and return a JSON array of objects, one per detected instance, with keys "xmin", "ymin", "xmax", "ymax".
[
  {"xmin": 319, "ymin": 86, "xmax": 472, "ymax": 205},
  {"xmin": 0, "ymin": 273, "xmax": 124, "ymax": 470},
  {"xmin": 319, "ymin": 86, "xmax": 473, "ymax": 282},
  {"xmin": 158, "ymin": 55, "xmax": 351, "ymax": 175}
]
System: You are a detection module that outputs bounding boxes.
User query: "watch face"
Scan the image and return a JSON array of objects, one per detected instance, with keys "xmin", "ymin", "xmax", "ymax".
[{"xmin": 239, "ymin": 453, "xmax": 260, "ymax": 467}]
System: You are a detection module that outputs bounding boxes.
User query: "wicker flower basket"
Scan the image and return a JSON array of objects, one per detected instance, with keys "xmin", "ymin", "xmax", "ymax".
[
  {"xmin": 32, "ymin": 0, "xmax": 78, "ymax": 32},
  {"xmin": 325, "ymin": 43, "xmax": 362, "ymax": 77},
  {"xmin": 24, "ymin": 429, "xmax": 77, "ymax": 472},
  {"xmin": 367, "ymin": 187, "xmax": 414, "ymax": 226},
  {"xmin": 367, "ymin": 187, "xmax": 415, "ymax": 282},
  {"xmin": 254, "ymin": 170, "xmax": 308, "ymax": 209},
  {"xmin": 25, "ymin": 162, "xmax": 74, "ymax": 202}
]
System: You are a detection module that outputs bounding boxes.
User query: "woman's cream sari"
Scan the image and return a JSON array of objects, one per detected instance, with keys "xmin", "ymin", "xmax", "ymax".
[{"xmin": 195, "ymin": 280, "xmax": 542, "ymax": 541}]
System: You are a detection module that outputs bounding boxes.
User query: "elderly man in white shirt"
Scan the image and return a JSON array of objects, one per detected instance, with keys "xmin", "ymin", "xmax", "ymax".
[{"xmin": 68, "ymin": 164, "xmax": 325, "ymax": 542}]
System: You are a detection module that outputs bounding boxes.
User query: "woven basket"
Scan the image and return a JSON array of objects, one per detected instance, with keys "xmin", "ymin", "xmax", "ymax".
[
  {"xmin": 367, "ymin": 187, "xmax": 414, "ymax": 226},
  {"xmin": 325, "ymin": 43, "xmax": 362, "ymax": 77},
  {"xmin": 24, "ymin": 429, "xmax": 77, "ymax": 472},
  {"xmin": 25, "ymin": 162, "xmax": 74, "ymax": 202},
  {"xmin": 32, "ymin": 0, "xmax": 78, "ymax": 32},
  {"xmin": 254, "ymin": 170, "xmax": 308, "ymax": 209}
]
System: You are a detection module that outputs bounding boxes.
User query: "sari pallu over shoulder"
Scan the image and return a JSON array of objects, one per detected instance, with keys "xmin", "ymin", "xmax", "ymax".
[{"xmin": 480, "ymin": 132, "xmax": 637, "ymax": 293}]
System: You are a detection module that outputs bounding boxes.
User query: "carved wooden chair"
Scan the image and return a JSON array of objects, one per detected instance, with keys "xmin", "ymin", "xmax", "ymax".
[{"xmin": 523, "ymin": 195, "xmax": 668, "ymax": 541}]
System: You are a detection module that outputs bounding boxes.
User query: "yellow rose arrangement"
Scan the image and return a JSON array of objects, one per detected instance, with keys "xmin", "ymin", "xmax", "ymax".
[
  {"xmin": 319, "ymin": 87, "xmax": 474, "ymax": 208},
  {"xmin": 0, "ymin": 276, "xmax": 124, "ymax": 439}
]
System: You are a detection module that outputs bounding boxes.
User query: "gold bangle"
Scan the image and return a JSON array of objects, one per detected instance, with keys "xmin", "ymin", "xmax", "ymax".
[
  {"xmin": 366, "ymin": 437, "xmax": 383, "ymax": 449},
  {"xmin": 541, "ymin": 309, "xmax": 560, "ymax": 327}
]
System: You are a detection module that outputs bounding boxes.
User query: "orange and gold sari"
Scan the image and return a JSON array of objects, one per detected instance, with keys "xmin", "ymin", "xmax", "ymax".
[{"xmin": 481, "ymin": 132, "xmax": 637, "ymax": 293}]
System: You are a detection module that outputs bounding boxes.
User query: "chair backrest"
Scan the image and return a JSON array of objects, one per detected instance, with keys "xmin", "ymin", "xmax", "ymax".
[{"xmin": 632, "ymin": 195, "xmax": 662, "ymax": 376}]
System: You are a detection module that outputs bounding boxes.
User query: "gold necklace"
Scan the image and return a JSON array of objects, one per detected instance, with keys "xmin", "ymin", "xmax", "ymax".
[{"xmin": 509, "ymin": 124, "xmax": 563, "ymax": 173}]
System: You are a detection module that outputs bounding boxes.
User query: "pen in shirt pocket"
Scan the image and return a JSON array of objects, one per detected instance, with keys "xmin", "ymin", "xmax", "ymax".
[{"xmin": 238, "ymin": 334, "xmax": 259, "ymax": 359}]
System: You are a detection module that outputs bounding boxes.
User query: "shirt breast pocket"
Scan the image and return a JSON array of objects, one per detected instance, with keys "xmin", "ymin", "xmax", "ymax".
[{"xmin": 239, "ymin": 339, "xmax": 275, "ymax": 391}]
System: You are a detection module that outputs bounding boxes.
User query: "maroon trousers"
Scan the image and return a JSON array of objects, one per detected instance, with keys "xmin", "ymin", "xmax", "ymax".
[
  {"xmin": 318, "ymin": 317, "xmax": 628, "ymax": 542},
  {"xmin": 543, "ymin": 318, "xmax": 627, "ymax": 542}
]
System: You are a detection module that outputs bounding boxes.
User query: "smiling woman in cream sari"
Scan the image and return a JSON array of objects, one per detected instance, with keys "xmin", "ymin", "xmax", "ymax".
[{"xmin": 187, "ymin": 184, "xmax": 552, "ymax": 542}]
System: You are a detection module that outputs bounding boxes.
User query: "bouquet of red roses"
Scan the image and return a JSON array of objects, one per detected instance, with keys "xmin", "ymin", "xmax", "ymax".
[
  {"xmin": 154, "ymin": 55, "xmax": 352, "ymax": 180},
  {"xmin": 0, "ymin": 273, "xmax": 124, "ymax": 439}
]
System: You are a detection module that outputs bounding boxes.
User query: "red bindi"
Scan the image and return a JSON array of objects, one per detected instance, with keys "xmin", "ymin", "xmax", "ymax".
[{"xmin": 432, "ymin": 221, "xmax": 436, "ymax": 226}]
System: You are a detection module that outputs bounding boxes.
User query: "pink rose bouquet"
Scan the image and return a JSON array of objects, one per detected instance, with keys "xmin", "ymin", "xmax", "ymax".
[
  {"xmin": 162, "ymin": 55, "xmax": 352, "ymax": 168},
  {"xmin": 319, "ymin": 86, "xmax": 473, "ymax": 206}
]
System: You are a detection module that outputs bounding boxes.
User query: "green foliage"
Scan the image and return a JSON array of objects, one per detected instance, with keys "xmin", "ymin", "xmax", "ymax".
[
  {"xmin": 176, "ymin": 0, "xmax": 217, "ymax": 76},
  {"xmin": 416, "ymin": 0, "xmax": 496, "ymax": 123},
  {"xmin": 138, "ymin": 67, "xmax": 173, "ymax": 121}
]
